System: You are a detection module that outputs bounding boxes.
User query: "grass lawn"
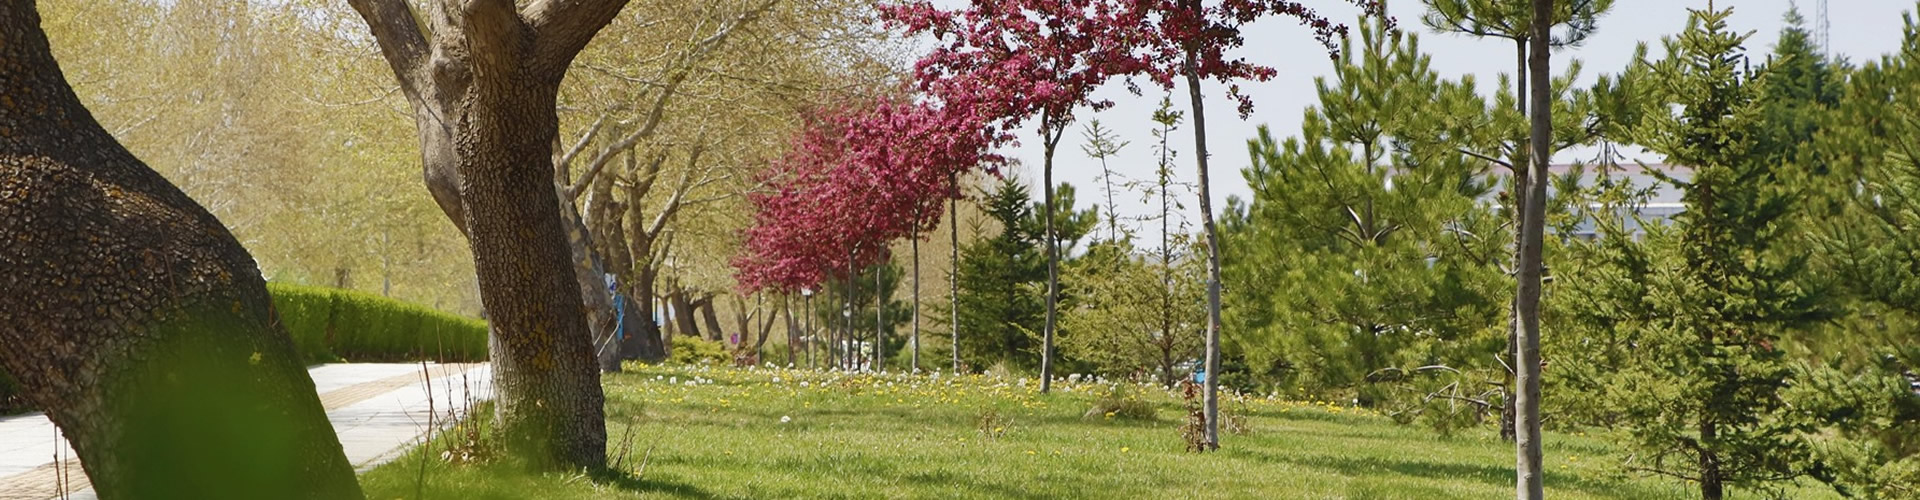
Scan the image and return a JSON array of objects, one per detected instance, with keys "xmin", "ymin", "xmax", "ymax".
[{"xmin": 359, "ymin": 362, "xmax": 1838, "ymax": 499}]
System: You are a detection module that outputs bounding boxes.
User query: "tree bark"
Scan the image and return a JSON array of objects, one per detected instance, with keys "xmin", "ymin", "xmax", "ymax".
[
  {"xmin": 0, "ymin": 3, "xmax": 361, "ymax": 496},
  {"xmin": 876, "ymin": 258, "xmax": 886, "ymax": 372},
  {"xmin": 346, "ymin": 0, "xmax": 629, "ymax": 470},
  {"xmin": 1502, "ymin": 34, "xmax": 1530, "ymax": 445},
  {"xmin": 1182, "ymin": 46, "xmax": 1225, "ymax": 452},
  {"xmin": 951, "ymin": 174, "xmax": 962, "ymax": 373},
  {"xmin": 912, "ymin": 232, "xmax": 921, "ymax": 372},
  {"xmin": 1040, "ymin": 120, "xmax": 1060, "ymax": 394},
  {"xmin": 1515, "ymin": 0, "xmax": 1552, "ymax": 496}
]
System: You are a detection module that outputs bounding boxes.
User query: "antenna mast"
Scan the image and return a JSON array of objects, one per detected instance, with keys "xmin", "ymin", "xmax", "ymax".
[{"xmin": 1816, "ymin": 0, "xmax": 1831, "ymax": 55}]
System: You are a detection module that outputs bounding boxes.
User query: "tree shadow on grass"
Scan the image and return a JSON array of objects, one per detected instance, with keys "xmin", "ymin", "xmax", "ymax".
[
  {"xmin": 1239, "ymin": 448, "xmax": 1668, "ymax": 499},
  {"xmin": 588, "ymin": 468, "xmax": 722, "ymax": 500}
]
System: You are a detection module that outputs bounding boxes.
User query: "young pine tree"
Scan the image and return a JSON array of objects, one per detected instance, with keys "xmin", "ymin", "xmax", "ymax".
[{"xmin": 1608, "ymin": 6, "xmax": 1829, "ymax": 498}]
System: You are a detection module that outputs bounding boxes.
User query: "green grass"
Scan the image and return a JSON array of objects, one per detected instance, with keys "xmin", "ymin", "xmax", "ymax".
[
  {"xmin": 268, "ymin": 283, "xmax": 487, "ymax": 364},
  {"xmin": 359, "ymin": 363, "xmax": 1846, "ymax": 499}
]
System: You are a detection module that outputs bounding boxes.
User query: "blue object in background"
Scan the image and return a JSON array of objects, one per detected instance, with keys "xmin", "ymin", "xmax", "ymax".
[{"xmin": 1193, "ymin": 368, "xmax": 1206, "ymax": 384}]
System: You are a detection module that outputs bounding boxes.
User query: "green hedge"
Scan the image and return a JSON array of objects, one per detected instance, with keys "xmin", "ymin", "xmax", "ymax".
[
  {"xmin": 0, "ymin": 284, "xmax": 486, "ymax": 414},
  {"xmin": 268, "ymin": 283, "xmax": 488, "ymax": 364}
]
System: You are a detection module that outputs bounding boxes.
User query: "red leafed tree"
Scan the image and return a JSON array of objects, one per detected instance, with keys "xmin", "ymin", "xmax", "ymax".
[
  {"xmin": 1103, "ymin": 0, "xmax": 1389, "ymax": 451},
  {"xmin": 881, "ymin": 0, "xmax": 1130, "ymax": 393},
  {"xmin": 733, "ymin": 96, "xmax": 1005, "ymax": 369}
]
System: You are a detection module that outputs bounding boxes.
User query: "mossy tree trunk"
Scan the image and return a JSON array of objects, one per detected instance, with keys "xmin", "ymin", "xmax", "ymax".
[{"xmin": 0, "ymin": 2, "xmax": 362, "ymax": 497}]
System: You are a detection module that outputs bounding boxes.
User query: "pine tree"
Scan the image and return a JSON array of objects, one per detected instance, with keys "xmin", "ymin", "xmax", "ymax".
[
  {"xmin": 1606, "ymin": 6, "xmax": 1828, "ymax": 498},
  {"xmin": 1222, "ymin": 16, "xmax": 1505, "ymax": 410},
  {"xmin": 954, "ymin": 180, "xmax": 1048, "ymax": 370}
]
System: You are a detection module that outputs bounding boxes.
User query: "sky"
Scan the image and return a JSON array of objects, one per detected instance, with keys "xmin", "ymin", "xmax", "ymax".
[{"xmin": 927, "ymin": 0, "xmax": 1918, "ymax": 247}]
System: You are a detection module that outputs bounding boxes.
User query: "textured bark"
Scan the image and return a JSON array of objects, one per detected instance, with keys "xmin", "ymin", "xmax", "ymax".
[
  {"xmin": 0, "ymin": 2, "xmax": 361, "ymax": 497},
  {"xmin": 346, "ymin": 0, "xmax": 628, "ymax": 470},
  {"xmin": 1183, "ymin": 48, "xmax": 1224, "ymax": 451},
  {"xmin": 1514, "ymin": 0, "xmax": 1551, "ymax": 496}
]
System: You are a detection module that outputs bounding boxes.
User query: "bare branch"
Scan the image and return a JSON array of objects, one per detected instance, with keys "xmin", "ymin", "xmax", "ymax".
[
  {"xmin": 557, "ymin": 114, "xmax": 611, "ymax": 192},
  {"xmin": 463, "ymin": 0, "xmax": 530, "ymax": 79}
]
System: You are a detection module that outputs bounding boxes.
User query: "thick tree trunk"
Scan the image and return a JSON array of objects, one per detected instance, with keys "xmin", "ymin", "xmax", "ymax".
[
  {"xmin": 1514, "ymin": 1, "xmax": 1552, "ymax": 497},
  {"xmin": 670, "ymin": 288, "xmax": 701, "ymax": 340},
  {"xmin": 1184, "ymin": 47, "xmax": 1224, "ymax": 452},
  {"xmin": 699, "ymin": 296, "xmax": 724, "ymax": 342},
  {"xmin": 347, "ymin": 0, "xmax": 631, "ymax": 470},
  {"xmin": 0, "ymin": 3, "xmax": 361, "ymax": 497},
  {"xmin": 556, "ymin": 184, "xmax": 623, "ymax": 372}
]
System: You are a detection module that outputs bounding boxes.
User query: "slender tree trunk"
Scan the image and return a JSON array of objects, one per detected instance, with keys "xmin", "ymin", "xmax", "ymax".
[
  {"xmin": 1699, "ymin": 418, "xmax": 1723, "ymax": 500},
  {"xmin": 1514, "ymin": 1, "xmax": 1552, "ymax": 496},
  {"xmin": 1183, "ymin": 47, "xmax": 1224, "ymax": 451},
  {"xmin": 1502, "ymin": 34, "xmax": 1530, "ymax": 444},
  {"xmin": 846, "ymin": 245, "xmax": 857, "ymax": 371},
  {"xmin": 804, "ymin": 293, "xmax": 815, "ymax": 369},
  {"xmin": 951, "ymin": 174, "xmax": 963, "ymax": 373},
  {"xmin": 912, "ymin": 232, "xmax": 922, "ymax": 372},
  {"xmin": 1040, "ymin": 120, "xmax": 1061, "ymax": 394},
  {"xmin": 0, "ymin": 3, "xmax": 363, "ymax": 496},
  {"xmin": 876, "ymin": 258, "xmax": 886, "ymax": 372}
]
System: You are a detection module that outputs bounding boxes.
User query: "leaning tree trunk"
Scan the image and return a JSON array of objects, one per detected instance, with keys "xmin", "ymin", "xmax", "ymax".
[
  {"xmin": 0, "ymin": 3, "xmax": 361, "ymax": 497},
  {"xmin": 346, "ymin": 0, "xmax": 623, "ymax": 469}
]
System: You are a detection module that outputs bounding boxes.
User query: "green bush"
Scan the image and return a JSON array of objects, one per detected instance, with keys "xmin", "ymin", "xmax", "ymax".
[
  {"xmin": 670, "ymin": 336, "xmax": 729, "ymax": 365},
  {"xmin": 268, "ymin": 283, "xmax": 488, "ymax": 363},
  {"xmin": 0, "ymin": 285, "xmax": 484, "ymax": 414},
  {"xmin": 1084, "ymin": 384, "xmax": 1157, "ymax": 421}
]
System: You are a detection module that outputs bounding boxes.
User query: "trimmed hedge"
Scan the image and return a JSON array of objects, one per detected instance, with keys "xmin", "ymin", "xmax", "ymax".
[
  {"xmin": 268, "ymin": 283, "xmax": 488, "ymax": 364},
  {"xmin": 0, "ymin": 284, "xmax": 486, "ymax": 414}
]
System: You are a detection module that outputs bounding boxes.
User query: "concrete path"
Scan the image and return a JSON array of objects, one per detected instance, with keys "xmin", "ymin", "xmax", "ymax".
[{"xmin": 0, "ymin": 362, "xmax": 492, "ymax": 499}]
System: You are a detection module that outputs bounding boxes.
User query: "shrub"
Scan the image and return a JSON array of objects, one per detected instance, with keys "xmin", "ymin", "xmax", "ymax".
[
  {"xmin": 1085, "ymin": 384, "xmax": 1157, "ymax": 421},
  {"xmin": 670, "ymin": 336, "xmax": 728, "ymax": 365},
  {"xmin": 268, "ymin": 283, "xmax": 488, "ymax": 363}
]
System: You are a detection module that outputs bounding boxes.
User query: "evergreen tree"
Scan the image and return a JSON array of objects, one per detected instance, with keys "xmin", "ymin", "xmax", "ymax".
[
  {"xmin": 954, "ymin": 180, "xmax": 1047, "ymax": 370},
  {"xmin": 1797, "ymin": 7, "xmax": 1920, "ymax": 496},
  {"xmin": 1603, "ymin": 6, "xmax": 1828, "ymax": 498},
  {"xmin": 1222, "ymin": 17, "xmax": 1505, "ymax": 409}
]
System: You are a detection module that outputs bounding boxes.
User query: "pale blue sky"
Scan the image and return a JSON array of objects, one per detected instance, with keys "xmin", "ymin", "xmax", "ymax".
[{"xmin": 931, "ymin": 0, "xmax": 1917, "ymax": 245}]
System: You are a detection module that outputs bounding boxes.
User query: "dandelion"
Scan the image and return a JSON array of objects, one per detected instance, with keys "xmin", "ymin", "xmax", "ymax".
[
  {"xmin": 1121, "ymin": 447, "xmax": 1130, "ymax": 453},
  {"xmin": 1025, "ymin": 450, "xmax": 1036, "ymax": 455}
]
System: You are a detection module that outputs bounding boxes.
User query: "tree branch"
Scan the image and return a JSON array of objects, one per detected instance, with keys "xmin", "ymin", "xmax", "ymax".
[
  {"xmin": 345, "ymin": 0, "xmax": 431, "ymax": 96},
  {"xmin": 524, "ymin": 0, "xmax": 636, "ymax": 72},
  {"xmin": 462, "ymin": 0, "xmax": 529, "ymax": 81}
]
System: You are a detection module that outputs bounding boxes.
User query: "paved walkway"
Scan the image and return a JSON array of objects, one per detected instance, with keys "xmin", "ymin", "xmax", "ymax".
[{"xmin": 0, "ymin": 362, "xmax": 493, "ymax": 499}]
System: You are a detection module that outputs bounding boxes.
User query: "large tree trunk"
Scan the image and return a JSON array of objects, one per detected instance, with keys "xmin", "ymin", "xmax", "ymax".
[
  {"xmin": 346, "ymin": 0, "xmax": 627, "ymax": 470},
  {"xmin": 0, "ymin": 3, "xmax": 361, "ymax": 497},
  {"xmin": 1182, "ymin": 47, "xmax": 1225, "ymax": 452},
  {"xmin": 669, "ymin": 287, "xmax": 701, "ymax": 340},
  {"xmin": 1514, "ymin": 1, "xmax": 1552, "ymax": 497}
]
